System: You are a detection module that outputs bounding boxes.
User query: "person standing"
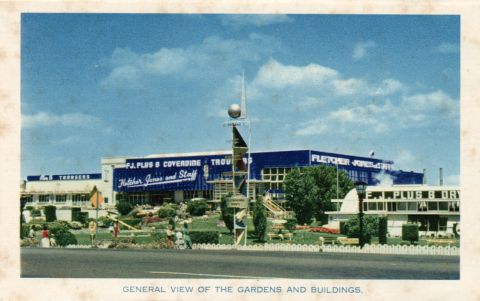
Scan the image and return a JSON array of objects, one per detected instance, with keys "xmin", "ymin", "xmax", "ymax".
[
  {"xmin": 182, "ymin": 222, "xmax": 192, "ymax": 249},
  {"xmin": 166, "ymin": 225, "xmax": 174, "ymax": 249},
  {"xmin": 41, "ymin": 225, "xmax": 50, "ymax": 248},
  {"xmin": 28, "ymin": 225, "xmax": 36, "ymax": 244},
  {"xmin": 113, "ymin": 220, "xmax": 119, "ymax": 241},
  {"xmin": 88, "ymin": 220, "xmax": 97, "ymax": 247}
]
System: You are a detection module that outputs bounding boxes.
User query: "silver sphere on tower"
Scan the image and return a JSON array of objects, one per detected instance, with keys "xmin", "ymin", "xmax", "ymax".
[{"xmin": 228, "ymin": 103, "xmax": 242, "ymax": 119}]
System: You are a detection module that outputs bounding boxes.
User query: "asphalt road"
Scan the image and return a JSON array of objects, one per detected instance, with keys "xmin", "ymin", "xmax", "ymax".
[{"xmin": 21, "ymin": 248, "xmax": 459, "ymax": 279}]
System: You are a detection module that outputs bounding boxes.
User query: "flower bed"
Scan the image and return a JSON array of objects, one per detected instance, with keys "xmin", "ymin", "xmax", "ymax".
[{"xmin": 309, "ymin": 227, "xmax": 340, "ymax": 234}]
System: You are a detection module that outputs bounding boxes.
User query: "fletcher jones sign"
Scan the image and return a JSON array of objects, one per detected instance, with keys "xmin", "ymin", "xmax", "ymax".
[{"xmin": 310, "ymin": 153, "xmax": 393, "ymax": 170}]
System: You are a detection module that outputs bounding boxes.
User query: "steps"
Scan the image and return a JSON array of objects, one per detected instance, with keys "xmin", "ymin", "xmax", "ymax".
[{"xmin": 262, "ymin": 196, "xmax": 288, "ymax": 218}]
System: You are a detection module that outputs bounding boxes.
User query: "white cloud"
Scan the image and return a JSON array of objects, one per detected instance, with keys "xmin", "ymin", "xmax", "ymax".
[
  {"xmin": 101, "ymin": 34, "xmax": 281, "ymax": 89},
  {"xmin": 332, "ymin": 78, "xmax": 368, "ymax": 96},
  {"xmin": 403, "ymin": 90, "xmax": 458, "ymax": 118},
  {"xmin": 434, "ymin": 43, "xmax": 459, "ymax": 54},
  {"xmin": 56, "ymin": 136, "xmax": 80, "ymax": 145},
  {"xmin": 369, "ymin": 79, "xmax": 404, "ymax": 96},
  {"xmin": 253, "ymin": 59, "xmax": 338, "ymax": 89},
  {"xmin": 374, "ymin": 171, "xmax": 394, "ymax": 187},
  {"xmin": 294, "ymin": 122, "xmax": 328, "ymax": 136},
  {"xmin": 352, "ymin": 41, "xmax": 376, "ymax": 60},
  {"xmin": 220, "ymin": 15, "xmax": 293, "ymax": 28},
  {"xmin": 394, "ymin": 149, "xmax": 416, "ymax": 170},
  {"xmin": 22, "ymin": 112, "xmax": 103, "ymax": 128}
]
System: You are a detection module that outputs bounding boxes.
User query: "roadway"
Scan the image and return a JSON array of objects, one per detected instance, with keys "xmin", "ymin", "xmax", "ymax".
[{"xmin": 21, "ymin": 248, "xmax": 459, "ymax": 279}]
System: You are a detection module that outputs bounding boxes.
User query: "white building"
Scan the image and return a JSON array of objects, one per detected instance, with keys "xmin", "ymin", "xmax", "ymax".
[{"xmin": 326, "ymin": 185, "xmax": 460, "ymax": 237}]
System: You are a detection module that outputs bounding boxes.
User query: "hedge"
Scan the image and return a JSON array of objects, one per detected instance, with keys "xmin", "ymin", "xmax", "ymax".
[
  {"xmin": 402, "ymin": 224, "xmax": 419, "ymax": 244},
  {"xmin": 158, "ymin": 205, "xmax": 176, "ymax": 218},
  {"xmin": 189, "ymin": 231, "xmax": 219, "ymax": 244},
  {"xmin": 44, "ymin": 205, "xmax": 57, "ymax": 222},
  {"xmin": 49, "ymin": 224, "xmax": 77, "ymax": 246},
  {"xmin": 378, "ymin": 216, "xmax": 388, "ymax": 244},
  {"xmin": 116, "ymin": 201, "xmax": 134, "ymax": 216},
  {"xmin": 285, "ymin": 218, "xmax": 297, "ymax": 231},
  {"xmin": 187, "ymin": 200, "xmax": 208, "ymax": 216}
]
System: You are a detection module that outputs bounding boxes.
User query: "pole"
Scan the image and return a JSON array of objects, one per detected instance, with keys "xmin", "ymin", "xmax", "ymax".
[
  {"xmin": 95, "ymin": 191, "xmax": 98, "ymax": 246},
  {"xmin": 336, "ymin": 162, "xmax": 339, "ymax": 212},
  {"xmin": 358, "ymin": 193, "xmax": 364, "ymax": 248}
]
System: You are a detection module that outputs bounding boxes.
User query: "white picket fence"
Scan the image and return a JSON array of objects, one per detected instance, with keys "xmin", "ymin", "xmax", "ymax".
[{"xmin": 192, "ymin": 243, "xmax": 459, "ymax": 256}]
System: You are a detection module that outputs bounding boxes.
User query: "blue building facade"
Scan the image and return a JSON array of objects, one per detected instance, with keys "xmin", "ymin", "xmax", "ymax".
[{"xmin": 112, "ymin": 150, "xmax": 423, "ymax": 202}]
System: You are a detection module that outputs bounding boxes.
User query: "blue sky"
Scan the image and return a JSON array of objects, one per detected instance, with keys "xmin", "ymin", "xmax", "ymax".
[{"xmin": 21, "ymin": 14, "xmax": 460, "ymax": 185}]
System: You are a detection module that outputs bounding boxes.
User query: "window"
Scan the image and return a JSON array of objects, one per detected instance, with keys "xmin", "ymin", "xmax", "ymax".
[
  {"xmin": 368, "ymin": 202, "xmax": 377, "ymax": 211},
  {"xmin": 55, "ymin": 195, "xmax": 67, "ymax": 203},
  {"xmin": 397, "ymin": 202, "xmax": 407, "ymax": 211},
  {"xmin": 39, "ymin": 195, "xmax": 50, "ymax": 203},
  {"xmin": 428, "ymin": 202, "xmax": 438, "ymax": 211},
  {"xmin": 377, "ymin": 202, "xmax": 384, "ymax": 211},
  {"xmin": 387, "ymin": 202, "xmax": 397, "ymax": 212},
  {"xmin": 72, "ymin": 194, "xmax": 89, "ymax": 206},
  {"xmin": 408, "ymin": 202, "xmax": 417, "ymax": 211},
  {"xmin": 438, "ymin": 202, "xmax": 449, "ymax": 211}
]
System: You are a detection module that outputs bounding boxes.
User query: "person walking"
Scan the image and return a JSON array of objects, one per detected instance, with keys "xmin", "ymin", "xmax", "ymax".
[
  {"xmin": 28, "ymin": 225, "xmax": 36, "ymax": 244},
  {"xmin": 113, "ymin": 220, "xmax": 119, "ymax": 241},
  {"xmin": 88, "ymin": 220, "xmax": 97, "ymax": 247},
  {"xmin": 182, "ymin": 222, "xmax": 192, "ymax": 249},
  {"xmin": 41, "ymin": 225, "xmax": 50, "ymax": 248}
]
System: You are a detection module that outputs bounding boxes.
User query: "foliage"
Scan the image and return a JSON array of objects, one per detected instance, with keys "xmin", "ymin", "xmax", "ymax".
[
  {"xmin": 168, "ymin": 218, "xmax": 175, "ymax": 230},
  {"xmin": 284, "ymin": 166, "xmax": 354, "ymax": 225},
  {"xmin": 116, "ymin": 201, "xmax": 134, "ymax": 216},
  {"xmin": 339, "ymin": 221, "xmax": 347, "ymax": 235},
  {"xmin": 344, "ymin": 216, "xmax": 379, "ymax": 244},
  {"xmin": 97, "ymin": 216, "xmax": 112, "ymax": 228},
  {"xmin": 285, "ymin": 218, "xmax": 297, "ymax": 231},
  {"xmin": 158, "ymin": 205, "xmax": 176, "ymax": 218},
  {"xmin": 30, "ymin": 208, "xmax": 42, "ymax": 217},
  {"xmin": 21, "ymin": 224, "xmax": 31, "ymax": 239},
  {"xmin": 49, "ymin": 224, "xmax": 77, "ymax": 246},
  {"xmin": 68, "ymin": 221, "xmax": 83, "ymax": 229},
  {"xmin": 378, "ymin": 216, "xmax": 388, "ymax": 244},
  {"xmin": 43, "ymin": 205, "xmax": 57, "ymax": 222},
  {"xmin": 151, "ymin": 231, "xmax": 167, "ymax": 242},
  {"xmin": 252, "ymin": 197, "xmax": 267, "ymax": 241},
  {"xmin": 189, "ymin": 231, "xmax": 219, "ymax": 244},
  {"xmin": 187, "ymin": 199, "xmax": 208, "ymax": 216},
  {"xmin": 220, "ymin": 194, "xmax": 234, "ymax": 233},
  {"xmin": 71, "ymin": 207, "xmax": 84, "ymax": 223},
  {"xmin": 402, "ymin": 224, "xmax": 419, "ymax": 244}
]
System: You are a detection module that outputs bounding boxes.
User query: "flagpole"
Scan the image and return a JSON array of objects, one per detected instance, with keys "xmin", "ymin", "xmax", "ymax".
[{"xmin": 95, "ymin": 190, "xmax": 98, "ymax": 246}]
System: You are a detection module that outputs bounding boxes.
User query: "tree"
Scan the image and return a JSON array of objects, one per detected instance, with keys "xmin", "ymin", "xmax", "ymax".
[
  {"xmin": 284, "ymin": 166, "xmax": 354, "ymax": 225},
  {"xmin": 116, "ymin": 201, "xmax": 134, "ymax": 216},
  {"xmin": 344, "ymin": 216, "xmax": 379, "ymax": 244},
  {"xmin": 187, "ymin": 199, "xmax": 208, "ymax": 216},
  {"xmin": 220, "ymin": 194, "xmax": 234, "ymax": 233},
  {"xmin": 284, "ymin": 168, "xmax": 318, "ymax": 225},
  {"xmin": 252, "ymin": 197, "xmax": 267, "ymax": 241}
]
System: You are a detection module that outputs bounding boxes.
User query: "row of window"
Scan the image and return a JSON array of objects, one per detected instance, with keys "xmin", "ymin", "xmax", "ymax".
[
  {"xmin": 30, "ymin": 194, "xmax": 90, "ymax": 204},
  {"xmin": 363, "ymin": 201, "xmax": 460, "ymax": 212}
]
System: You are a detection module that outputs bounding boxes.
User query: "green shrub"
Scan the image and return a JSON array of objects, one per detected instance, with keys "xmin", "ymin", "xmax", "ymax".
[
  {"xmin": 168, "ymin": 218, "xmax": 175, "ymax": 230},
  {"xmin": 253, "ymin": 198, "xmax": 267, "ymax": 241},
  {"xmin": 402, "ymin": 224, "xmax": 419, "ymax": 244},
  {"xmin": 25, "ymin": 206, "xmax": 34, "ymax": 211},
  {"xmin": 49, "ymin": 225, "xmax": 77, "ymax": 246},
  {"xmin": 68, "ymin": 221, "xmax": 83, "ymax": 229},
  {"xmin": 344, "ymin": 216, "xmax": 379, "ymax": 244},
  {"xmin": 21, "ymin": 224, "xmax": 31, "ymax": 239},
  {"xmin": 378, "ymin": 216, "xmax": 388, "ymax": 244},
  {"xmin": 116, "ymin": 201, "xmax": 134, "ymax": 216},
  {"xmin": 339, "ymin": 221, "xmax": 347, "ymax": 235},
  {"xmin": 71, "ymin": 207, "xmax": 82, "ymax": 222},
  {"xmin": 158, "ymin": 205, "xmax": 176, "ymax": 218},
  {"xmin": 151, "ymin": 231, "xmax": 167, "ymax": 242},
  {"xmin": 44, "ymin": 205, "xmax": 57, "ymax": 222},
  {"xmin": 30, "ymin": 208, "xmax": 41, "ymax": 217},
  {"xmin": 285, "ymin": 218, "xmax": 297, "ymax": 231},
  {"xmin": 78, "ymin": 212, "xmax": 89, "ymax": 225},
  {"xmin": 220, "ymin": 194, "xmax": 234, "ymax": 233},
  {"xmin": 187, "ymin": 200, "xmax": 208, "ymax": 216},
  {"xmin": 189, "ymin": 231, "xmax": 219, "ymax": 244}
]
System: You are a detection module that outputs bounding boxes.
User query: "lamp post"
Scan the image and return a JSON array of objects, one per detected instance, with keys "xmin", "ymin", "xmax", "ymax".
[{"xmin": 354, "ymin": 180, "xmax": 367, "ymax": 248}]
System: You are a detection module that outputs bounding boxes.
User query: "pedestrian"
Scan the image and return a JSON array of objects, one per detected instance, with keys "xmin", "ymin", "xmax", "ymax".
[
  {"xmin": 88, "ymin": 220, "xmax": 97, "ymax": 246},
  {"xmin": 113, "ymin": 220, "xmax": 119, "ymax": 241},
  {"xmin": 182, "ymin": 222, "xmax": 192, "ymax": 249},
  {"xmin": 175, "ymin": 230, "xmax": 184, "ymax": 249},
  {"xmin": 41, "ymin": 225, "xmax": 50, "ymax": 248},
  {"xmin": 28, "ymin": 225, "xmax": 36, "ymax": 244},
  {"xmin": 166, "ymin": 225, "xmax": 174, "ymax": 249}
]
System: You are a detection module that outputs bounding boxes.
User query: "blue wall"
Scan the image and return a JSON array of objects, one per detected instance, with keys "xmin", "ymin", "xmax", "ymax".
[{"xmin": 113, "ymin": 150, "xmax": 423, "ymax": 192}]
